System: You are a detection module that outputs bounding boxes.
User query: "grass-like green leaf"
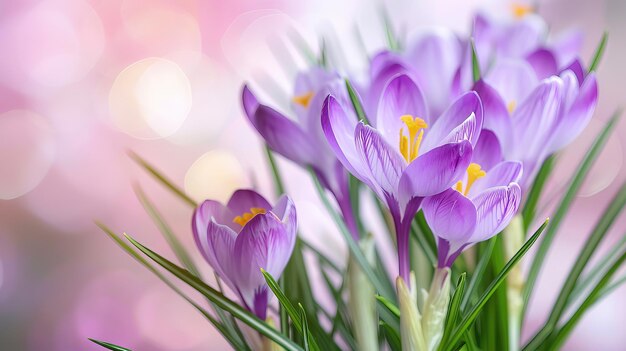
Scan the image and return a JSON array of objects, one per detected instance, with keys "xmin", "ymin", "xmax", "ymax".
[
  {"xmin": 345, "ymin": 78, "xmax": 369, "ymax": 124},
  {"xmin": 588, "ymin": 31, "xmax": 608, "ymax": 73},
  {"xmin": 128, "ymin": 151, "xmax": 197, "ymax": 208},
  {"xmin": 89, "ymin": 338, "xmax": 132, "ymax": 351},
  {"xmin": 460, "ymin": 237, "xmax": 495, "ymax": 311},
  {"xmin": 265, "ymin": 146, "xmax": 286, "ymax": 195},
  {"xmin": 375, "ymin": 294, "xmax": 400, "ymax": 319},
  {"xmin": 319, "ymin": 266, "xmax": 356, "ymax": 349},
  {"xmin": 471, "ymin": 38, "xmax": 481, "ymax": 83},
  {"xmin": 261, "ymin": 269, "xmax": 322, "ymax": 351},
  {"xmin": 523, "ymin": 110, "xmax": 622, "ymax": 316},
  {"xmin": 443, "ymin": 219, "xmax": 549, "ymax": 351},
  {"xmin": 522, "ymin": 155, "xmax": 556, "ymax": 230},
  {"xmin": 310, "ymin": 169, "xmax": 395, "ymax": 300},
  {"xmin": 410, "ymin": 217, "xmax": 437, "ymax": 266},
  {"xmin": 382, "ymin": 7, "xmax": 400, "ymax": 51},
  {"xmin": 532, "ymin": 250, "xmax": 626, "ymax": 351},
  {"xmin": 524, "ymin": 181, "xmax": 626, "ymax": 350},
  {"xmin": 124, "ymin": 234, "xmax": 303, "ymax": 351},
  {"xmin": 95, "ymin": 223, "xmax": 249, "ymax": 350},
  {"xmin": 440, "ymin": 273, "xmax": 467, "ymax": 349},
  {"xmin": 380, "ymin": 320, "xmax": 402, "ymax": 351}
]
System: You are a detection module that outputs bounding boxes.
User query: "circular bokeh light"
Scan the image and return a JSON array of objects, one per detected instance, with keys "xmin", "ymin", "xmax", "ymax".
[{"xmin": 184, "ymin": 150, "xmax": 247, "ymax": 203}]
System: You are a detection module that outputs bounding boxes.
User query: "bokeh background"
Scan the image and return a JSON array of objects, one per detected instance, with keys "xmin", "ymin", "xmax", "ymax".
[{"xmin": 0, "ymin": 0, "xmax": 624, "ymax": 350}]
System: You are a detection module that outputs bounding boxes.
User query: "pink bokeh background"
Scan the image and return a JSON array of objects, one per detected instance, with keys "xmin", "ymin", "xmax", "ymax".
[{"xmin": 0, "ymin": 0, "xmax": 624, "ymax": 350}]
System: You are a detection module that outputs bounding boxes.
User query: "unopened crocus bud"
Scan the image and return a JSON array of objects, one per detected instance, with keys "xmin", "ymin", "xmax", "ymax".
[
  {"xmin": 397, "ymin": 273, "xmax": 427, "ymax": 350},
  {"xmin": 348, "ymin": 235, "xmax": 378, "ymax": 351},
  {"xmin": 421, "ymin": 267, "xmax": 451, "ymax": 351}
]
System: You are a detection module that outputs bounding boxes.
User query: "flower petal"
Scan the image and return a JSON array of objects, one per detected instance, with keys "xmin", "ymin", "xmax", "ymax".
[
  {"xmin": 470, "ymin": 183, "xmax": 521, "ymax": 242},
  {"xmin": 422, "ymin": 188, "xmax": 477, "ymax": 244},
  {"xmin": 423, "ymin": 92, "xmax": 483, "ymax": 151},
  {"xmin": 484, "ymin": 59, "xmax": 538, "ymax": 104},
  {"xmin": 473, "ymin": 80, "xmax": 514, "ymax": 154},
  {"xmin": 399, "ymin": 141, "xmax": 473, "ymax": 201},
  {"xmin": 526, "ymin": 48, "xmax": 558, "ymax": 79},
  {"xmin": 471, "ymin": 130, "xmax": 503, "ymax": 171},
  {"xmin": 355, "ymin": 122, "xmax": 406, "ymax": 200},
  {"xmin": 227, "ymin": 189, "xmax": 272, "ymax": 217},
  {"xmin": 271, "ymin": 195, "xmax": 298, "ymax": 236},
  {"xmin": 241, "ymin": 85, "xmax": 260, "ymax": 126},
  {"xmin": 376, "ymin": 74, "xmax": 428, "ymax": 148},
  {"xmin": 470, "ymin": 161, "xmax": 522, "ymax": 196}
]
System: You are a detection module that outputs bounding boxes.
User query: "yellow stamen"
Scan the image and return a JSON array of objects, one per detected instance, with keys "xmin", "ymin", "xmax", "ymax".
[
  {"xmin": 292, "ymin": 91, "xmax": 314, "ymax": 108},
  {"xmin": 507, "ymin": 100, "xmax": 517, "ymax": 114},
  {"xmin": 233, "ymin": 207, "xmax": 267, "ymax": 227},
  {"xmin": 512, "ymin": 3, "xmax": 533, "ymax": 18},
  {"xmin": 456, "ymin": 163, "xmax": 487, "ymax": 196},
  {"xmin": 398, "ymin": 115, "xmax": 428, "ymax": 163}
]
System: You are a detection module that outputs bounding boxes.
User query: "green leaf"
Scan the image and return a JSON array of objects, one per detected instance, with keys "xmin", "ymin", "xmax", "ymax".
[
  {"xmin": 380, "ymin": 320, "xmax": 402, "ymax": 351},
  {"xmin": 310, "ymin": 169, "xmax": 395, "ymax": 300},
  {"xmin": 524, "ymin": 181, "xmax": 626, "ymax": 350},
  {"xmin": 95, "ymin": 223, "xmax": 248, "ymax": 350},
  {"xmin": 345, "ymin": 78, "xmax": 369, "ymax": 124},
  {"xmin": 533, "ymin": 250, "xmax": 626, "ymax": 351},
  {"xmin": 588, "ymin": 31, "xmax": 608, "ymax": 73},
  {"xmin": 319, "ymin": 267, "xmax": 356, "ymax": 349},
  {"xmin": 375, "ymin": 294, "xmax": 400, "ymax": 319},
  {"xmin": 124, "ymin": 234, "xmax": 303, "ymax": 351},
  {"xmin": 381, "ymin": 7, "xmax": 400, "ymax": 51},
  {"xmin": 471, "ymin": 38, "xmax": 481, "ymax": 83},
  {"xmin": 128, "ymin": 151, "xmax": 197, "ymax": 207},
  {"xmin": 261, "ymin": 269, "xmax": 321, "ymax": 351},
  {"xmin": 443, "ymin": 219, "xmax": 549, "ymax": 351},
  {"xmin": 460, "ymin": 237, "xmax": 495, "ymax": 311},
  {"xmin": 88, "ymin": 338, "xmax": 132, "ymax": 351},
  {"xmin": 264, "ymin": 146, "xmax": 286, "ymax": 195},
  {"xmin": 410, "ymin": 216, "xmax": 437, "ymax": 267},
  {"xmin": 440, "ymin": 273, "xmax": 467, "ymax": 349},
  {"xmin": 521, "ymin": 155, "xmax": 556, "ymax": 230},
  {"xmin": 523, "ymin": 110, "xmax": 622, "ymax": 316}
]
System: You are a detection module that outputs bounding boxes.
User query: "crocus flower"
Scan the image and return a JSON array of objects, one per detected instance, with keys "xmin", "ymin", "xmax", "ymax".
[
  {"xmin": 322, "ymin": 73, "xmax": 481, "ymax": 281},
  {"xmin": 474, "ymin": 60, "xmax": 598, "ymax": 188},
  {"xmin": 192, "ymin": 189, "xmax": 297, "ymax": 320},
  {"xmin": 242, "ymin": 68, "xmax": 360, "ymax": 238},
  {"xmin": 422, "ymin": 132, "xmax": 523, "ymax": 267}
]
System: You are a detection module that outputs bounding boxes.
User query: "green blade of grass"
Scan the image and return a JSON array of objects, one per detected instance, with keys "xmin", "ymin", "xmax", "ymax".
[
  {"xmin": 460, "ymin": 237, "xmax": 496, "ymax": 311},
  {"xmin": 439, "ymin": 273, "xmax": 467, "ymax": 349},
  {"xmin": 345, "ymin": 78, "xmax": 369, "ymax": 124},
  {"xmin": 524, "ymin": 181, "xmax": 626, "ymax": 349},
  {"xmin": 380, "ymin": 320, "xmax": 402, "ymax": 351},
  {"xmin": 522, "ymin": 110, "xmax": 622, "ymax": 318},
  {"xmin": 124, "ymin": 234, "xmax": 303, "ymax": 351},
  {"xmin": 128, "ymin": 151, "xmax": 197, "ymax": 207},
  {"xmin": 471, "ymin": 38, "xmax": 481, "ymax": 83},
  {"xmin": 89, "ymin": 338, "xmax": 132, "ymax": 351},
  {"xmin": 522, "ymin": 155, "xmax": 556, "ymax": 230},
  {"xmin": 299, "ymin": 304, "xmax": 312, "ymax": 351},
  {"xmin": 375, "ymin": 294, "xmax": 400, "ymax": 319},
  {"xmin": 95, "ymin": 223, "xmax": 248, "ymax": 350},
  {"xmin": 264, "ymin": 146, "xmax": 286, "ymax": 195},
  {"xmin": 443, "ymin": 219, "xmax": 549, "ymax": 351},
  {"xmin": 588, "ymin": 31, "xmax": 608, "ymax": 73}
]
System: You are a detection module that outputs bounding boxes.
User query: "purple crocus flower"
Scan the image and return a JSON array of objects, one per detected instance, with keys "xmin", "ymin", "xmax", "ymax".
[
  {"xmin": 192, "ymin": 189, "xmax": 297, "ymax": 320},
  {"xmin": 242, "ymin": 68, "xmax": 361, "ymax": 238},
  {"xmin": 422, "ymin": 133, "xmax": 523, "ymax": 267},
  {"xmin": 474, "ymin": 61, "xmax": 598, "ymax": 188},
  {"xmin": 322, "ymin": 73, "xmax": 481, "ymax": 281}
]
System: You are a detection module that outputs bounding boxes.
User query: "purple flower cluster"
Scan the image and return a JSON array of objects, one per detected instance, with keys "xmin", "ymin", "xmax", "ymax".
[{"xmin": 193, "ymin": 9, "xmax": 599, "ymax": 318}]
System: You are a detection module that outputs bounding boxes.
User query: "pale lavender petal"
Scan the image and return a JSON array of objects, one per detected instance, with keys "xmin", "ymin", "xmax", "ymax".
[
  {"xmin": 422, "ymin": 188, "xmax": 477, "ymax": 244},
  {"xmin": 438, "ymin": 112, "xmax": 480, "ymax": 147},
  {"xmin": 254, "ymin": 104, "xmax": 318, "ymax": 166},
  {"xmin": 561, "ymin": 59, "xmax": 585, "ymax": 85},
  {"xmin": 227, "ymin": 189, "xmax": 272, "ymax": 218},
  {"xmin": 367, "ymin": 52, "xmax": 412, "ymax": 117},
  {"xmin": 470, "ymin": 161, "xmax": 523, "ymax": 196},
  {"xmin": 193, "ymin": 199, "xmax": 237, "ymax": 231},
  {"xmin": 470, "ymin": 183, "xmax": 521, "ymax": 242},
  {"xmin": 485, "ymin": 59, "xmax": 538, "ymax": 105},
  {"xmin": 355, "ymin": 122, "xmax": 405, "ymax": 199},
  {"xmin": 473, "ymin": 80, "xmax": 514, "ymax": 154},
  {"xmin": 271, "ymin": 195, "xmax": 298, "ymax": 237},
  {"xmin": 423, "ymin": 92, "xmax": 483, "ymax": 151},
  {"xmin": 399, "ymin": 141, "xmax": 473, "ymax": 201},
  {"xmin": 498, "ymin": 15, "xmax": 547, "ymax": 58},
  {"xmin": 376, "ymin": 74, "xmax": 428, "ymax": 148},
  {"xmin": 471, "ymin": 130, "xmax": 503, "ymax": 171},
  {"xmin": 551, "ymin": 30, "xmax": 583, "ymax": 67},
  {"xmin": 549, "ymin": 73, "xmax": 598, "ymax": 153},
  {"xmin": 526, "ymin": 48, "xmax": 558, "ymax": 79}
]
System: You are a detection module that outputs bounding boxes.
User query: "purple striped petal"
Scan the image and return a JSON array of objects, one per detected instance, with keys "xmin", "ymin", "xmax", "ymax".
[
  {"xmin": 470, "ymin": 183, "xmax": 521, "ymax": 242},
  {"xmin": 254, "ymin": 104, "xmax": 318, "ymax": 166},
  {"xmin": 272, "ymin": 195, "xmax": 298, "ymax": 237},
  {"xmin": 355, "ymin": 122, "xmax": 405, "ymax": 200},
  {"xmin": 398, "ymin": 141, "xmax": 473, "ymax": 201},
  {"xmin": 471, "ymin": 130, "xmax": 503, "ymax": 171},
  {"xmin": 485, "ymin": 59, "xmax": 538, "ymax": 105},
  {"xmin": 422, "ymin": 188, "xmax": 477, "ymax": 244},
  {"xmin": 470, "ymin": 161, "xmax": 522, "ymax": 196},
  {"xmin": 376, "ymin": 74, "xmax": 428, "ymax": 147},
  {"xmin": 561, "ymin": 59, "xmax": 585, "ymax": 86},
  {"xmin": 423, "ymin": 92, "xmax": 483, "ymax": 151},
  {"xmin": 227, "ymin": 189, "xmax": 272, "ymax": 220},
  {"xmin": 526, "ymin": 48, "xmax": 558, "ymax": 79},
  {"xmin": 473, "ymin": 80, "xmax": 514, "ymax": 154}
]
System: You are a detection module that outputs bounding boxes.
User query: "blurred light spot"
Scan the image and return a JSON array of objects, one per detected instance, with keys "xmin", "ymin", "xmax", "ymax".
[
  {"xmin": 121, "ymin": 2, "xmax": 201, "ymax": 55},
  {"xmin": 0, "ymin": 110, "xmax": 56, "ymax": 199},
  {"xmin": 109, "ymin": 58, "xmax": 192, "ymax": 139},
  {"xmin": 135, "ymin": 288, "xmax": 214, "ymax": 350},
  {"xmin": 184, "ymin": 150, "xmax": 247, "ymax": 203},
  {"xmin": 0, "ymin": 0, "xmax": 104, "ymax": 92}
]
